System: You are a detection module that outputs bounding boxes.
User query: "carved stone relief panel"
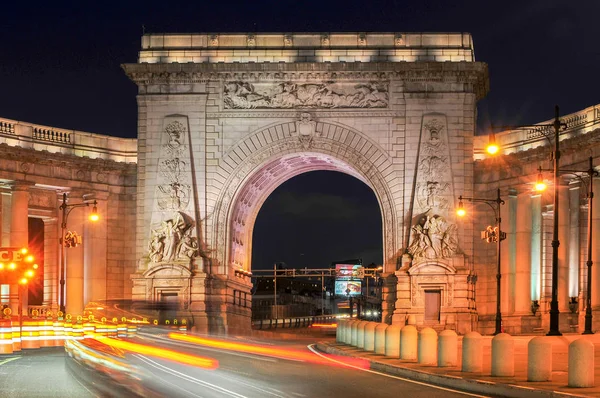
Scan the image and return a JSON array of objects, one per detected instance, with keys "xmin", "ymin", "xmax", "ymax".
[
  {"xmin": 407, "ymin": 114, "xmax": 460, "ymax": 261},
  {"xmin": 29, "ymin": 189, "xmax": 54, "ymax": 208},
  {"xmin": 223, "ymin": 81, "xmax": 389, "ymax": 109},
  {"xmin": 147, "ymin": 116, "xmax": 201, "ymax": 270}
]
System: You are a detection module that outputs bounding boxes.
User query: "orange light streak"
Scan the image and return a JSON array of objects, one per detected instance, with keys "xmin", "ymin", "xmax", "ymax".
[
  {"xmin": 310, "ymin": 323, "xmax": 337, "ymax": 328},
  {"xmin": 168, "ymin": 333, "xmax": 368, "ymax": 369},
  {"xmin": 97, "ymin": 337, "xmax": 218, "ymax": 369}
]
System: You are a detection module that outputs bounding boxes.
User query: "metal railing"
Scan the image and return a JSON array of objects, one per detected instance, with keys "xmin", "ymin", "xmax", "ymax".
[{"xmin": 251, "ymin": 315, "xmax": 337, "ymax": 329}]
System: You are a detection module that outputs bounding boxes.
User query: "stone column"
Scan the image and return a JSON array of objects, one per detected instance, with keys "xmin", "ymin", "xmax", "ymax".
[
  {"xmin": 500, "ymin": 191, "xmax": 512, "ymax": 315},
  {"xmin": 568, "ymin": 184, "xmax": 580, "ymax": 300},
  {"xmin": 515, "ymin": 193, "xmax": 532, "ymax": 314},
  {"xmin": 558, "ymin": 184, "xmax": 570, "ymax": 312},
  {"xmin": 592, "ymin": 178, "xmax": 600, "ymax": 307},
  {"xmin": 506, "ymin": 190, "xmax": 517, "ymax": 314},
  {"xmin": 84, "ymin": 196, "xmax": 107, "ymax": 305},
  {"xmin": 0, "ymin": 190, "xmax": 11, "ymax": 308},
  {"xmin": 65, "ymin": 195, "xmax": 85, "ymax": 316},
  {"xmin": 531, "ymin": 195, "xmax": 542, "ymax": 302},
  {"xmin": 1, "ymin": 190, "xmax": 11, "ymax": 246},
  {"xmin": 42, "ymin": 218, "xmax": 59, "ymax": 309},
  {"xmin": 10, "ymin": 182, "xmax": 30, "ymax": 313}
]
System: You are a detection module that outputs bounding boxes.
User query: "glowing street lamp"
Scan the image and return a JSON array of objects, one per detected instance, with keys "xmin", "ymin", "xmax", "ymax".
[
  {"xmin": 486, "ymin": 133, "xmax": 499, "ymax": 155},
  {"xmin": 535, "ymin": 167, "xmax": 547, "ymax": 192}
]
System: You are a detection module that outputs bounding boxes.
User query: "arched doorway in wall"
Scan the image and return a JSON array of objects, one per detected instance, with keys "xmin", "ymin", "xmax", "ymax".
[{"xmin": 251, "ymin": 170, "xmax": 383, "ymax": 318}]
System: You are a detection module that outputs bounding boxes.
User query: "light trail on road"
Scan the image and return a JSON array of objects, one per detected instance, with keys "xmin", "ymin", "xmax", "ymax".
[{"xmin": 307, "ymin": 344, "xmax": 490, "ymax": 398}]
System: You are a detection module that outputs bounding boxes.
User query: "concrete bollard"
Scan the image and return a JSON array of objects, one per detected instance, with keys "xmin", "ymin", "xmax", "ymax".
[
  {"xmin": 400, "ymin": 325, "xmax": 418, "ymax": 360},
  {"xmin": 491, "ymin": 333, "xmax": 514, "ymax": 377},
  {"xmin": 336, "ymin": 319, "xmax": 345, "ymax": 343},
  {"xmin": 438, "ymin": 330, "xmax": 458, "ymax": 367},
  {"xmin": 384, "ymin": 324, "xmax": 402, "ymax": 358},
  {"xmin": 527, "ymin": 337, "xmax": 552, "ymax": 382},
  {"xmin": 462, "ymin": 331, "xmax": 483, "ymax": 373},
  {"xmin": 364, "ymin": 322, "xmax": 377, "ymax": 352},
  {"xmin": 374, "ymin": 323, "xmax": 389, "ymax": 355},
  {"xmin": 350, "ymin": 320, "xmax": 360, "ymax": 346},
  {"xmin": 344, "ymin": 320, "xmax": 356, "ymax": 344},
  {"xmin": 418, "ymin": 327, "xmax": 437, "ymax": 365},
  {"xmin": 569, "ymin": 338, "xmax": 594, "ymax": 388},
  {"xmin": 356, "ymin": 321, "xmax": 368, "ymax": 349}
]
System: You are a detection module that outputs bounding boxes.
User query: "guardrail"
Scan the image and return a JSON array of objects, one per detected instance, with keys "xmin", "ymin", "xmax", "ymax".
[{"xmin": 252, "ymin": 315, "xmax": 338, "ymax": 329}]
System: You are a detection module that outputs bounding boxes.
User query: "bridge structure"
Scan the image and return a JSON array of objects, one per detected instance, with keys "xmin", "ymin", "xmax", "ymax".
[
  {"xmin": 122, "ymin": 32, "xmax": 488, "ymax": 334},
  {"xmin": 1, "ymin": 32, "xmax": 599, "ymax": 336}
]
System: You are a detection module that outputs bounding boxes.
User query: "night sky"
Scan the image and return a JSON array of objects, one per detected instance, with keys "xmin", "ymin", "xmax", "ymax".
[{"xmin": 2, "ymin": 1, "xmax": 598, "ymax": 270}]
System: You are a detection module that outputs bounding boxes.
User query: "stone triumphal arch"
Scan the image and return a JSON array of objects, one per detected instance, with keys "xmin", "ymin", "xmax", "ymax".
[
  {"xmin": 123, "ymin": 32, "xmax": 488, "ymax": 333},
  {"xmin": 3, "ymin": 32, "xmax": 600, "ymax": 336}
]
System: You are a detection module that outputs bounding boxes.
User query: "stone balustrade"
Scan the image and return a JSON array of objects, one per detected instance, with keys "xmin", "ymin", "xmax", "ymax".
[
  {"xmin": 474, "ymin": 103, "xmax": 600, "ymax": 160},
  {"xmin": 0, "ymin": 116, "xmax": 137, "ymax": 163}
]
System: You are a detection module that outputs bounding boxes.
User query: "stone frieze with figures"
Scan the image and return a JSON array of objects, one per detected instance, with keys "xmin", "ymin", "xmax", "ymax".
[{"xmin": 223, "ymin": 81, "xmax": 388, "ymax": 109}]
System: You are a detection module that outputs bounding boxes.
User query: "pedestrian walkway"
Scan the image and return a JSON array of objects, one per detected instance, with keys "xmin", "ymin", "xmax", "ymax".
[{"xmin": 317, "ymin": 333, "xmax": 600, "ymax": 398}]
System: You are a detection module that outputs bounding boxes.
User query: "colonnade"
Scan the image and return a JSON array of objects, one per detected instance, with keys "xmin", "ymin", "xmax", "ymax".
[
  {"xmin": 480, "ymin": 176, "xmax": 600, "ymax": 333},
  {"xmin": 0, "ymin": 183, "xmax": 107, "ymax": 316}
]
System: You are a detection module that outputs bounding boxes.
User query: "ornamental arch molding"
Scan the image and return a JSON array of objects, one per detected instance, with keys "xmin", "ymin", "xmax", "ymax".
[{"xmin": 209, "ymin": 119, "xmax": 399, "ymax": 275}]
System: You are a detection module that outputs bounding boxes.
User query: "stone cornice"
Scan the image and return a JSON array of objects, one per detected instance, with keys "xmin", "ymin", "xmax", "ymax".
[
  {"xmin": 0, "ymin": 143, "xmax": 137, "ymax": 176},
  {"xmin": 122, "ymin": 61, "xmax": 489, "ymax": 100},
  {"xmin": 474, "ymin": 127, "xmax": 600, "ymax": 183}
]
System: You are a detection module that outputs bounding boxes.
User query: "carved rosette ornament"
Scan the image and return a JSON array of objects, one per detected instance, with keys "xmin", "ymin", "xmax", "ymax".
[{"xmin": 147, "ymin": 116, "xmax": 200, "ymax": 270}]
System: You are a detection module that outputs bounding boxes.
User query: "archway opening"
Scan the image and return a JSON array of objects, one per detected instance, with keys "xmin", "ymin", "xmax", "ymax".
[
  {"xmin": 250, "ymin": 170, "xmax": 382, "ymax": 318},
  {"xmin": 252, "ymin": 170, "xmax": 382, "ymax": 270}
]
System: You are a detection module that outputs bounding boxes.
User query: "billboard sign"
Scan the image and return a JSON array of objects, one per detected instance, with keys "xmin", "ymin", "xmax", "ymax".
[
  {"xmin": 335, "ymin": 280, "xmax": 362, "ymax": 296},
  {"xmin": 335, "ymin": 264, "xmax": 364, "ymax": 279}
]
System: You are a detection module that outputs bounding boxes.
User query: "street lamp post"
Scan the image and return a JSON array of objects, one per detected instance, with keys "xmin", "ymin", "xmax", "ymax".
[
  {"xmin": 458, "ymin": 188, "xmax": 505, "ymax": 335},
  {"xmin": 548, "ymin": 106, "xmax": 563, "ymax": 336},
  {"xmin": 489, "ymin": 105, "xmax": 569, "ymax": 335},
  {"xmin": 58, "ymin": 193, "xmax": 98, "ymax": 314},
  {"xmin": 540, "ymin": 157, "xmax": 598, "ymax": 334},
  {"xmin": 582, "ymin": 157, "xmax": 597, "ymax": 334}
]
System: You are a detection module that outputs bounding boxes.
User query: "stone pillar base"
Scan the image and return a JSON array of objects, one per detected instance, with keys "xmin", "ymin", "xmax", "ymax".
[{"xmin": 131, "ymin": 267, "xmax": 253, "ymax": 335}]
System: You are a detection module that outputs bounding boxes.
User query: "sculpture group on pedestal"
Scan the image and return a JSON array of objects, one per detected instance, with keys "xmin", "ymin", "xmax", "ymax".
[
  {"xmin": 408, "ymin": 211, "xmax": 459, "ymax": 260},
  {"xmin": 148, "ymin": 211, "xmax": 198, "ymax": 265}
]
